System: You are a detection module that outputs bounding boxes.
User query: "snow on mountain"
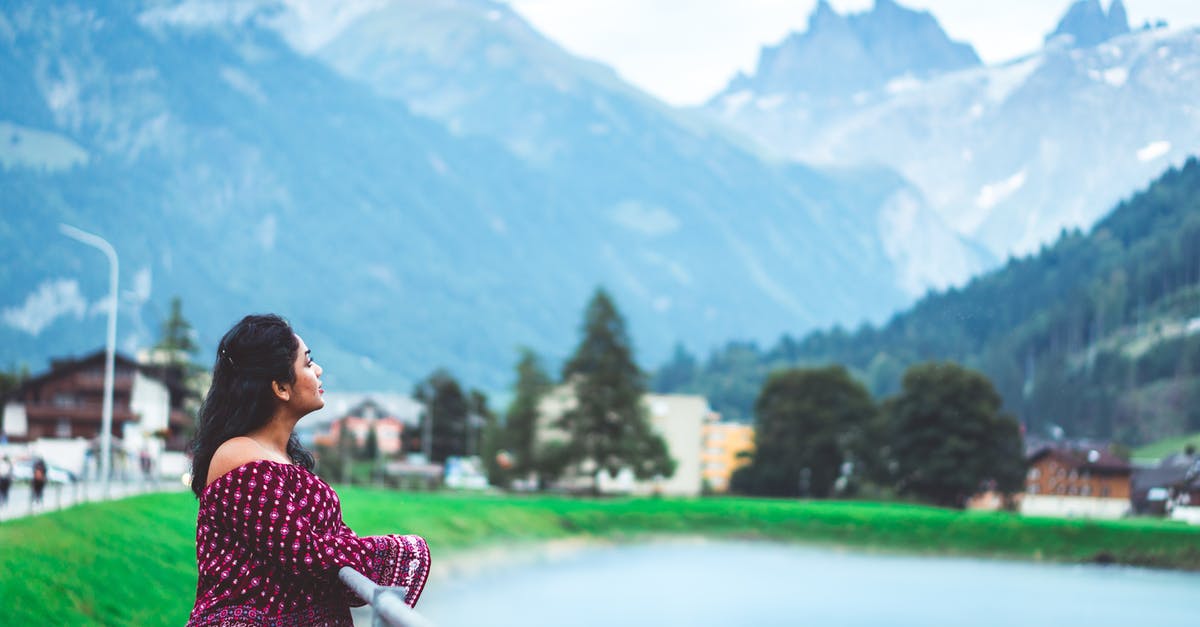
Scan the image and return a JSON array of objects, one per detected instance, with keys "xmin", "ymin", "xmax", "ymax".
[
  {"xmin": 717, "ymin": 0, "xmax": 979, "ymax": 102},
  {"xmin": 1, "ymin": 0, "xmax": 954, "ymax": 389},
  {"xmin": 707, "ymin": 0, "xmax": 1200, "ymax": 261}
]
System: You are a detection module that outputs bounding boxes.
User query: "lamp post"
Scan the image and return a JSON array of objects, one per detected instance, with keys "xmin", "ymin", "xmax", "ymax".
[{"xmin": 60, "ymin": 224, "xmax": 118, "ymax": 497}]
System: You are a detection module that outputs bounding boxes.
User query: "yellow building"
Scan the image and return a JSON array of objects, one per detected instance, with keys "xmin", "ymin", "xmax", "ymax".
[{"xmin": 701, "ymin": 417, "xmax": 755, "ymax": 493}]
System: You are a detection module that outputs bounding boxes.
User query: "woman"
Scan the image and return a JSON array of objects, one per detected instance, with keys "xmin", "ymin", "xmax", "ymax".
[
  {"xmin": 31, "ymin": 458, "xmax": 46, "ymax": 506},
  {"xmin": 187, "ymin": 314, "xmax": 429, "ymax": 626},
  {"xmin": 0, "ymin": 455, "xmax": 12, "ymax": 508}
]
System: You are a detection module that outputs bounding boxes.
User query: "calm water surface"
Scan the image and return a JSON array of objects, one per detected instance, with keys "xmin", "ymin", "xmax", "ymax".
[{"xmin": 417, "ymin": 540, "xmax": 1199, "ymax": 626}]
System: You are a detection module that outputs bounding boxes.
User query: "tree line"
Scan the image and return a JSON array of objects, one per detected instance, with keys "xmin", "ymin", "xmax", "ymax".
[
  {"xmin": 732, "ymin": 362, "xmax": 1025, "ymax": 508},
  {"xmin": 656, "ymin": 157, "xmax": 1200, "ymax": 446},
  {"xmin": 40, "ymin": 287, "xmax": 1028, "ymax": 508},
  {"xmin": 313, "ymin": 288, "xmax": 675, "ymax": 492},
  {"xmin": 485, "ymin": 288, "xmax": 674, "ymax": 492}
]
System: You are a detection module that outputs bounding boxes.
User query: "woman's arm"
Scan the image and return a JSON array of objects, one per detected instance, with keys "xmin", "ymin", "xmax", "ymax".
[{"xmin": 203, "ymin": 461, "xmax": 430, "ymax": 607}]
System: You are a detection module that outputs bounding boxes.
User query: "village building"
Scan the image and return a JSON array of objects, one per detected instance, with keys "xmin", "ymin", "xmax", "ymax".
[
  {"xmin": 1020, "ymin": 445, "xmax": 1132, "ymax": 519},
  {"xmin": 310, "ymin": 398, "xmax": 407, "ymax": 456},
  {"xmin": 700, "ymin": 416, "xmax": 754, "ymax": 493},
  {"xmin": 1132, "ymin": 446, "xmax": 1200, "ymax": 524},
  {"xmin": 1131, "ymin": 448, "xmax": 1198, "ymax": 515},
  {"xmin": 0, "ymin": 349, "xmax": 194, "ymax": 477},
  {"xmin": 296, "ymin": 392, "xmax": 423, "ymax": 453},
  {"xmin": 1170, "ymin": 470, "xmax": 1200, "ymax": 524},
  {"xmin": 536, "ymin": 386, "xmax": 710, "ymax": 496}
]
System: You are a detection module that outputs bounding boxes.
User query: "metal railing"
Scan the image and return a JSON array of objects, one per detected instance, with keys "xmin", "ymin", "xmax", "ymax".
[{"xmin": 338, "ymin": 567, "xmax": 436, "ymax": 627}]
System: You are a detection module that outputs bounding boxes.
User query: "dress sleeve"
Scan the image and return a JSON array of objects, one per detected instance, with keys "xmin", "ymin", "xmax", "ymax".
[
  {"xmin": 208, "ymin": 462, "xmax": 431, "ymax": 608},
  {"xmin": 336, "ymin": 528, "xmax": 432, "ymax": 608}
]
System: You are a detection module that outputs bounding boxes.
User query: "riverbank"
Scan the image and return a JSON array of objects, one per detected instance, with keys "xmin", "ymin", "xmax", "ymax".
[
  {"xmin": 340, "ymin": 490, "xmax": 1200, "ymax": 571},
  {"xmin": 3, "ymin": 489, "xmax": 1199, "ymax": 625}
]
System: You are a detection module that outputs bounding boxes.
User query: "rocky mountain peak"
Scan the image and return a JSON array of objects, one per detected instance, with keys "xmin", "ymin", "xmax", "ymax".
[
  {"xmin": 1046, "ymin": 0, "xmax": 1131, "ymax": 48},
  {"xmin": 717, "ymin": 0, "xmax": 979, "ymax": 101}
]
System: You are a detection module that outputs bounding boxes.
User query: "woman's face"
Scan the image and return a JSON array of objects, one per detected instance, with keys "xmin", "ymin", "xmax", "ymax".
[{"xmin": 287, "ymin": 334, "xmax": 325, "ymax": 416}]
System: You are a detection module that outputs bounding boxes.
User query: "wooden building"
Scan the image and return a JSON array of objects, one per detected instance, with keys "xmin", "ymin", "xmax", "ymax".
[
  {"xmin": 1, "ymin": 350, "xmax": 193, "ymax": 452},
  {"xmin": 1021, "ymin": 445, "xmax": 1132, "ymax": 519}
]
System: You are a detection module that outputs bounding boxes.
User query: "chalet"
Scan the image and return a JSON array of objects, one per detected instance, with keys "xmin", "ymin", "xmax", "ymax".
[
  {"xmin": 0, "ymin": 349, "xmax": 195, "ymax": 475},
  {"xmin": 1131, "ymin": 449, "xmax": 1198, "ymax": 515},
  {"xmin": 296, "ymin": 392, "xmax": 422, "ymax": 445},
  {"xmin": 1021, "ymin": 445, "xmax": 1132, "ymax": 519},
  {"xmin": 311, "ymin": 398, "xmax": 407, "ymax": 456}
]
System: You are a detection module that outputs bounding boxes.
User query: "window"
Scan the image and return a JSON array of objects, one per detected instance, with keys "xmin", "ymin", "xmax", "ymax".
[
  {"xmin": 1028, "ymin": 484, "xmax": 1039, "ymax": 494},
  {"xmin": 1028, "ymin": 468, "xmax": 1041, "ymax": 480},
  {"xmin": 1101, "ymin": 486, "xmax": 1111, "ymax": 497},
  {"xmin": 56, "ymin": 417, "xmax": 71, "ymax": 437},
  {"xmin": 53, "ymin": 393, "xmax": 76, "ymax": 407}
]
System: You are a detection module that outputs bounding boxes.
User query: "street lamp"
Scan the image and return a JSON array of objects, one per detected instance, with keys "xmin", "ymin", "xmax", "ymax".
[{"xmin": 60, "ymin": 224, "xmax": 118, "ymax": 497}]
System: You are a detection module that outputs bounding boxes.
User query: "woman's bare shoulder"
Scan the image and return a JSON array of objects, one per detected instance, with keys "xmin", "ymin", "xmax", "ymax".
[{"xmin": 206, "ymin": 437, "xmax": 271, "ymax": 487}]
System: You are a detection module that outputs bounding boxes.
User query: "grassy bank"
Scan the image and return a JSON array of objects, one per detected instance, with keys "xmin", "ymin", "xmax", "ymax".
[
  {"xmin": 1132, "ymin": 431, "xmax": 1200, "ymax": 463},
  {"xmin": 4, "ymin": 490, "xmax": 1200, "ymax": 625}
]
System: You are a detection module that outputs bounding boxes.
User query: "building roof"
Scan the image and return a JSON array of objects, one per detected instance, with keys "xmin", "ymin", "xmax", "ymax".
[
  {"xmin": 302, "ymin": 392, "xmax": 424, "ymax": 427},
  {"xmin": 14, "ymin": 348, "xmax": 195, "ymax": 400},
  {"xmin": 1029, "ymin": 445, "xmax": 1131, "ymax": 474}
]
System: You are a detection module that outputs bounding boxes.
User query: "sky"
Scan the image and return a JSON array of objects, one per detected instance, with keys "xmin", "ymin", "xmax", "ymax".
[{"xmin": 507, "ymin": 0, "xmax": 1200, "ymax": 106}]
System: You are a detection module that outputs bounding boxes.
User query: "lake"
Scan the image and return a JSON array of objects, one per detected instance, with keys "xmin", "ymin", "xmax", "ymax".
[{"xmin": 416, "ymin": 539, "xmax": 1200, "ymax": 626}]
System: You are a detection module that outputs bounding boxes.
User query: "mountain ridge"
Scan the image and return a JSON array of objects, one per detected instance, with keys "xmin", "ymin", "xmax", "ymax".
[
  {"xmin": 1, "ymin": 0, "xmax": 963, "ymax": 393},
  {"xmin": 708, "ymin": 2, "xmax": 1200, "ymax": 261},
  {"xmin": 715, "ymin": 0, "xmax": 980, "ymax": 103},
  {"xmin": 656, "ymin": 156, "xmax": 1200, "ymax": 446}
]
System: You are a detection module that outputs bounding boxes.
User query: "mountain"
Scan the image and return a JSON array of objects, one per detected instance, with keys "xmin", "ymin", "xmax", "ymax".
[
  {"xmin": 707, "ymin": 0, "xmax": 1200, "ymax": 260},
  {"xmin": 278, "ymin": 0, "xmax": 992, "ymax": 298},
  {"xmin": 0, "ymin": 0, "xmax": 956, "ymax": 392},
  {"xmin": 1048, "ymin": 0, "xmax": 1130, "ymax": 48},
  {"xmin": 719, "ymin": 0, "xmax": 980, "ymax": 101},
  {"xmin": 657, "ymin": 157, "xmax": 1200, "ymax": 446}
]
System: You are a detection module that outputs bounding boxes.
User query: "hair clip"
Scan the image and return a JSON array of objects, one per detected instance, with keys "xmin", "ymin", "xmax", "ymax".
[{"xmin": 219, "ymin": 348, "xmax": 239, "ymax": 369}]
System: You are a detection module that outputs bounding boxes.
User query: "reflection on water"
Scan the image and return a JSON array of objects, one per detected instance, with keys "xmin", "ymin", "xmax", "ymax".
[{"xmin": 418, "ymin": 539, "xmax": 1199, "ymax": 627}]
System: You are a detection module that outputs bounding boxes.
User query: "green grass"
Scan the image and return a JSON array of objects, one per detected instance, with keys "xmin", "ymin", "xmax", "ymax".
[
  {"xmin": 1133, "ymin": 432, "xmax": 1200, "ymax": 463},
  {"xmin": 5, "ymin": 490, "xmax": 1200, "ymax": 625}
]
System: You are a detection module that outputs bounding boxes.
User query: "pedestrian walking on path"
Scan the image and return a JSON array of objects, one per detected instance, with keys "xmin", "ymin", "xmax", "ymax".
[
  {"xmin": 0, "ymin": 455, "xmax": 12, "ymax": 508},
  {"xmin": 31, "ymin": 458, "xmax": 47, "ymax": 507}
]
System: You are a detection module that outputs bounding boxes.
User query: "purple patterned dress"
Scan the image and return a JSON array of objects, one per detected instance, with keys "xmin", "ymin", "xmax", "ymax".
[{"xmin": 188, "ymin": 460, "xmax": 430, "ymax": 626}]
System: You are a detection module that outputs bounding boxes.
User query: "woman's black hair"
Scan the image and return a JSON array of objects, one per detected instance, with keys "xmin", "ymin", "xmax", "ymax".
[{"xmin": 189, "ymin": 314, "xmax": 315, "ymax": 497}]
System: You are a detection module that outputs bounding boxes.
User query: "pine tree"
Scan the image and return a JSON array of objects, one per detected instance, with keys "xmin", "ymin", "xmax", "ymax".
[
  {"xmin": 154, "ymin": 296, "xmax": 199, "ymax": 370},
  {"xmin": 560, "ymin": 288, "xmax": 674, "ymax": 489},
  {"xmin": 362, "ymin": 424, "xmax": 379, "ymax": 461},
  {"xmin": 411, "ymin": 369, "xmax": 470, "ymax": 464},
  {"xmin": 467, "ymin": 388, "xmax": 494, "ymax": 457},
  {"xmin": 503, "ymin": 348, "xmax": 552, "ymax": 478},
  {"xmin": 651, "ymin": 343, "xmax": 697, "ymax": 393}
]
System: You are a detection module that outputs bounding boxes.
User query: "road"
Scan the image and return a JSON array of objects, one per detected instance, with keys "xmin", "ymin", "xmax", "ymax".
[{"xmin": 0, "ymin": 478, "xmax": 187, "ymax": 522}]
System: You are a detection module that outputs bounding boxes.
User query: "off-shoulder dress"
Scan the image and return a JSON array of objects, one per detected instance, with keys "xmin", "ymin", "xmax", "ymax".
[{"xmin": 187, "ymin": 460, "xmax": 430, "ymax": 626}]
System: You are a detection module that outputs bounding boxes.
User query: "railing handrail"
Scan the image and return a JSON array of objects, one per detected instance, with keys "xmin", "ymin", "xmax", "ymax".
[{"xmin": 338, "ymin": 566, "xmax": 436, "ymax": 627}]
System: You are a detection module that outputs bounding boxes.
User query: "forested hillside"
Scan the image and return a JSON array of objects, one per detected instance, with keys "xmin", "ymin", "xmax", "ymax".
[{"xmin": 658, "ymin": 157, "xmax": 1200, "ymax": 445}]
